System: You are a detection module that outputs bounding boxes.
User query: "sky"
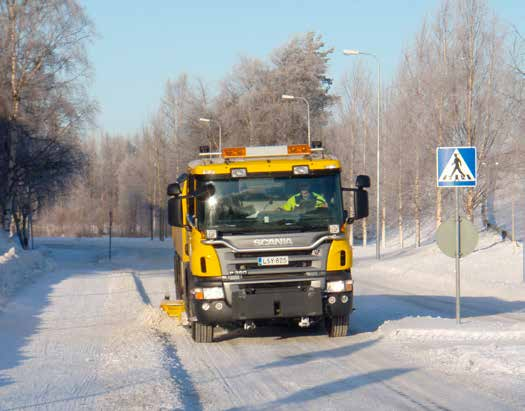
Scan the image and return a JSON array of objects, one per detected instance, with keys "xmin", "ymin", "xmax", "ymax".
[{"xmin": 83, "ymin": 0, "xmax": 524, "ymax": 136}]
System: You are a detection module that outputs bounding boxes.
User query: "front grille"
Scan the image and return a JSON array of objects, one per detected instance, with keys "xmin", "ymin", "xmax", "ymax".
[
  {"xmin": 239, "ymin": 281, "xmax": 311, "ymax": 291},
  {"xmin": 221, "ymin": 249, "xmax": 324, "ymax": 278}
]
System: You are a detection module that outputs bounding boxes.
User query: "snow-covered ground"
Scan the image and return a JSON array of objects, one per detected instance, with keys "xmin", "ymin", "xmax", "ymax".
[
  {"xmin": 353, "ymin": 232, "xmax": 525, "ymax": 408},
  {"xmin": 0, "ymin": 234, "xmax": 523, "ymax": 410},
  {"xmin": 0, "ymin": 232, "xmax": 54, "ymax": 307}
]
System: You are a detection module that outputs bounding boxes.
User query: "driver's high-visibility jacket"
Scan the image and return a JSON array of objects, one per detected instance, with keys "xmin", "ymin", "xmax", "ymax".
[{"xmin": 282, "ymin": 192, "xmax": 327, "ymax": 211}]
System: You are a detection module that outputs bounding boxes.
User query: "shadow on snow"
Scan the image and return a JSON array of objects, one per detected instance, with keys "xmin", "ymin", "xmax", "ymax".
[{"xmin": 227, "ymin": 368, "xmax": 414, "ymax": 411}]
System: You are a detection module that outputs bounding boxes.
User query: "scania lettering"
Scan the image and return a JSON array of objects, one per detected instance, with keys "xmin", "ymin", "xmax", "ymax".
[
  {"xmin": 167, "ymin": 142, "xmax": 370, "ymax": 343},
  {"xmin": 253, "ymin": 238, "xmax": 293, "ymax": 246}
]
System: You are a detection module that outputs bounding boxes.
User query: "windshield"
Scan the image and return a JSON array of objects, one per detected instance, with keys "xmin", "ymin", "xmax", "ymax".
[{"xmin": 197, "ymin": 173, "xmax": 344, "ymax": 234}]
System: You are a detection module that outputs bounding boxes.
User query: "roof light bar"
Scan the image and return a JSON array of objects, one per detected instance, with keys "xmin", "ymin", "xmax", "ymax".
[
  {"xmin": 220, "ymin": 145, "xmax": 314, "ymax": 159},
  {"xmin": 222, "ymin": 147, "xmax": 247, "ymax": 158},
  {"xmin": 288, "ymin": 144, "xmax": 311, "ymax": 155}
]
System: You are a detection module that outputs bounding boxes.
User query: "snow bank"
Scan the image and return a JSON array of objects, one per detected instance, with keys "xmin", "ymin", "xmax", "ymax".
[
  {"xmin": 379, "ymin": 317, "xmax": 525, "ymax": 342},
  {"xmin": 137, "ymin": 304, "xmax": 183, "ymax": 332},
  {"xmin": 378, "ymin": 317, "xmax": 525, "ymax": 377},
  {"xmin": 0, "ymin": 232, "xmax": 53, "ymax": 307},
  {"xmin": 355, "ymin": 230, "xmax": 525, "ymax": 382},
  {"xmin": 356, "ymin": 231, "xmax": 524, "ymax": 301}
]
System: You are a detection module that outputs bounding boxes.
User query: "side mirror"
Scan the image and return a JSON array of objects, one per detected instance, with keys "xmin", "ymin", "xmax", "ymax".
[
  {"xmin": 168, "ymin": 197, "xmax": 183, "ymax": 227},
  {"xmin": 355, "ymin": 175, "xmax": 371, "ymax": 189},
  {"xmin": 167, "ymin": 182, "xmax": 181, "ymax": 197},
  {"xmin": 354, "ymin": 189, "xmax": 369, "ymax": 220}
]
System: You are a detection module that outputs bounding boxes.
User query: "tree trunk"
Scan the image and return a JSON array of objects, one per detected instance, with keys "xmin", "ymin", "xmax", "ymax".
[
  {"xmin": 362, "ymin": 117, "xmax": 368, "ymax": 248},
  {"xmin": 436, "ymin": 97, "xmax": 444, "ymax": 228},
  {"xmin": 465, "ymin": 11, "xmax": 475, "ymax": 221},
  {"xmin": 362, "ymin": 220, "xmax": 367, "ymax": 248},
  {"xmin": 4, "ymin": 2, "xmax": 19, "ymax": 232},
  {"xmin": 159, "ymin": 207, "xmax": 165, "ymax": 241},
  {"xmin": 150, "ymin": 205, "xmax": 154, "ymax": 240},
  {"xmin": 511, "ymin": 185, "xmax": 516, "ymax": 244},
  {"xmin": 398, "ymin": 188, "xmax": 404, "ymax": 248},
  {"xmin": 382, "ymin": 205, "xmax": 386, "ymax": 249},
  {"xmin": 348, "ymin": 120, "xmax": 355, "ymax": 246},
  {"xmin": 466, "ymin": 188, "xmax": 474, "ymax": 221},
  {"xmin": 415, "ymin": 153, "xmax": 421, "ymax": 248}
]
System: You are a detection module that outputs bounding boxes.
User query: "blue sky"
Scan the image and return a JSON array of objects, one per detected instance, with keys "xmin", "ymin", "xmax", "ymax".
[{"xmin": 84, "ymin": 1, "xmax": 524, "ymax": 135}]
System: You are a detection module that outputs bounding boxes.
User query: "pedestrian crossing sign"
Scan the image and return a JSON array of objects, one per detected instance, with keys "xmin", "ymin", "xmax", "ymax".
[{"xmin": 436, "ymin": 147, "xmax": 477, "ymax": 187}]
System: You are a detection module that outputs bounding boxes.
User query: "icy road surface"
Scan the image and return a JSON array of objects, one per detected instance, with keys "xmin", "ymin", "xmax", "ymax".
[{"xmin": 0, "ymin": 238, "xmax": 522, "ymax": 410}]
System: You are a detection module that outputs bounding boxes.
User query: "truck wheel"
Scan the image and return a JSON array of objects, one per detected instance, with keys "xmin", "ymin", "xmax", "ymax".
[
  {"xmin": 326, "ymin": 315, "xmax": 349, "ymax": 337},
  {"xmin": 191, "ymin": 321, "xmax": 214, "ymax": 343}
]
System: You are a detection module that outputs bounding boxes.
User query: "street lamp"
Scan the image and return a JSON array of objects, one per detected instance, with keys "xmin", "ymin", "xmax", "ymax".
[
  {"xmin": 199, "ymin": 117, "xmax": 222, "ymax": 151},
  {"xmin": 343, "ymin": 49, "xmax": 382, "ymax": 260},
  {"xmin": 282, "ymin": 94, "xmax": 311, "ymax": 147}
]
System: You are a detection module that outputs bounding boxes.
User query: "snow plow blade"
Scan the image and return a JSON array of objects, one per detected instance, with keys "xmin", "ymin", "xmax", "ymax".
[{"xmin": 160, "ymin": 299, "xmax": 185, "ymax": 319}]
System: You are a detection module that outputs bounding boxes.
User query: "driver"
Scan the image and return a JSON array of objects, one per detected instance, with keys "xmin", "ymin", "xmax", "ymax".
[{"xmin": 281, "ymin": 184, "xmax": 327, "ymax": 211}]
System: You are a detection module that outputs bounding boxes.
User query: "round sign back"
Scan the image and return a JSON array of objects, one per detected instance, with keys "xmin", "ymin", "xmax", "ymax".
[{"xmin": 436, "ymin": 218, "xmax": 479, "ymax": 258}]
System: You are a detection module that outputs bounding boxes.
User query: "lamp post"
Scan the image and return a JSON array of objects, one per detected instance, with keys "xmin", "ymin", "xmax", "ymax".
[
  {"xmin": 282, "ymin": 94, "xmax": 311, "ymax": 147},
  {"xmin": 343, "ymin": 49, "xmax": 381, "ymax": 260},
  {"xmin": 199, "ymin": 117, "xmax": 222, "ymax": 151}
]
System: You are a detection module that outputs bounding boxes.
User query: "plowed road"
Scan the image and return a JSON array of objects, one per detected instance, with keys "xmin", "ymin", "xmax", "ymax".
[{"xmin": 0, "ymin": 238, "xmax": 518, "ymax": 410}]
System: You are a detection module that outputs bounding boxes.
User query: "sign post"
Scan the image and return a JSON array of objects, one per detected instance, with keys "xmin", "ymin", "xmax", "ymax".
[
  {"xmin": 455, "ymin": 187, "xmax": 460, "ymax": 322},
  {"xmin": 436, "ymin": 147, "xmax": 477, "ymax": 324},
  {"xmin": 109, "ymin": 210, "xmax": 113, "ymax": 261}
]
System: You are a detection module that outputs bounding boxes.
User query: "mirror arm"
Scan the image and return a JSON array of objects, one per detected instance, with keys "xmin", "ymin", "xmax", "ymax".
[{"xmin": 187, "ymin": 214, "xmax": 196, "ymax": 229}]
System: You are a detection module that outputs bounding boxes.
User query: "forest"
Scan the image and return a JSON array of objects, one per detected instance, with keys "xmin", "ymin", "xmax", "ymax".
[{"xmin": 1, "ymin": 0, "xmax": 524, "ymax": 247}]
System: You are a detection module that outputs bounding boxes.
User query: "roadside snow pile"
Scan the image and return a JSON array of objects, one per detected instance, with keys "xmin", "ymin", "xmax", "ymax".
[
  {"xmin": 378, "ymin": 317, "xmax": 525, "ymax": 377},
  {"xmin": 0, "ymin": 232, "xmax": 53, "ymax": 307},
  {"xmin": 356, "ymin": 231, "xmax": 524, "ymax": 300},
  {"xmin": 137, "ymin": 304, "xmax": 182, "ymax": 333},
  {"xmin": 354, "ymin": 231, "xmax": 525, "ymax": 380},
  {"xmin": 379, "ymin": 317, "xmax": 525, "ymax": 341}
]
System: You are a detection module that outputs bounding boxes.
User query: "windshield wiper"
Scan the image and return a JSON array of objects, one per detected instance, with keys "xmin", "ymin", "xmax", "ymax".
[
  {"xmin": 296, "ymin": 221, "xmax": 327, "ymax": 231},
  {"xmin": 275, "ymin": 219, "xmax": 297, "ymax": 226}
]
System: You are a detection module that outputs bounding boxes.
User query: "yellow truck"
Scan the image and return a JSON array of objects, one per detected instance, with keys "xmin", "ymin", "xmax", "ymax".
[{"xmin": 167, "ymin": 142, "xmax": 369, "ymax": 342}]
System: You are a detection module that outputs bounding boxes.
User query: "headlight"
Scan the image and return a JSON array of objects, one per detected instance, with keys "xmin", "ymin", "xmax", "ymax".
[
  {"xmin": 202, "ymin": 287, "xmax": 224, "ymax": 300},
  {"xmin": 326, "ymin": 280, "xmax": 353, "ymax": 293},
  {"xmin": 327, "ymin": 280, "xmax": 344, "ymax": 292}
]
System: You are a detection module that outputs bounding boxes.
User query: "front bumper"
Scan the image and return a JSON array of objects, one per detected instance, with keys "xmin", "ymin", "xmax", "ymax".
[{"xmin": 191, "ymin": 289, "xmax": 353, "ymax": 324}]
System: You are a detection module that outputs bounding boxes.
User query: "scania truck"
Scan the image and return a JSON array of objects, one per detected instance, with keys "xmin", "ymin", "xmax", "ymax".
[{"xmin": 167, "ymin": 142, "xmax": 369, "ymax": 342}]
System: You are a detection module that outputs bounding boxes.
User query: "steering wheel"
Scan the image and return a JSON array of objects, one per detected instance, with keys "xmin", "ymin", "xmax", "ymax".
[{"xmin": 297, "ymin": 199, "xmax": 316, "ymax": 210}]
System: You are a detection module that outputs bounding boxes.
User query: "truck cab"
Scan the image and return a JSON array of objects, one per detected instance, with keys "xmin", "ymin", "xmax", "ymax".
[{"xmin": 168, "ymin": 143, "xmax": 369, "ymax": 342}]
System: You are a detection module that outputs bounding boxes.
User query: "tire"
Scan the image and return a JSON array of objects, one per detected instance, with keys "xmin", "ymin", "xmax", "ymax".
[
  {"xmin": 326, "ymin": 315, "xmax": 349, "ymax": 337},
  {"xmin": 191, "ymin": 321, "xmax": 214, "ymax": 343}
]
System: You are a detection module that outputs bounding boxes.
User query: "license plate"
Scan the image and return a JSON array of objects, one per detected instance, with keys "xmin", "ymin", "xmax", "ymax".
[{"xmin": 257, "ymin": 256, "xmax": 289, "ymax": 266}]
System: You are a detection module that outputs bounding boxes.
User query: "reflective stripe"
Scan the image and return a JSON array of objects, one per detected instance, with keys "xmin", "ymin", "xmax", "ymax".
[{"xmin": 283, "ymin": 192, "xmax": 327, "ymax": 211}]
